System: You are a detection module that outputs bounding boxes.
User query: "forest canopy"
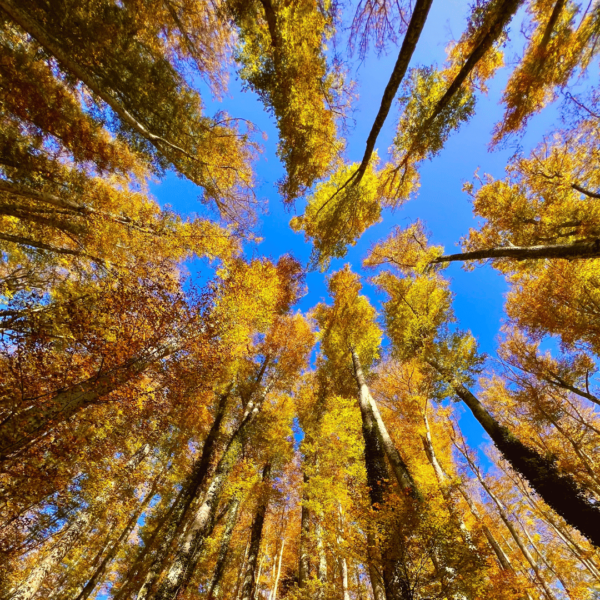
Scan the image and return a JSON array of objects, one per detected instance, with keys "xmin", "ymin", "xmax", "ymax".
[{"xmin": 2, "ymin": 1, "xmax": 600, "ymax": 599}]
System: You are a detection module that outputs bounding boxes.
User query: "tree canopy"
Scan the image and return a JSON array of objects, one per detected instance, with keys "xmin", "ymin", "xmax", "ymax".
[{"xmin": 2, "ymin": 1, "xmax": 600, "ymax": 599}]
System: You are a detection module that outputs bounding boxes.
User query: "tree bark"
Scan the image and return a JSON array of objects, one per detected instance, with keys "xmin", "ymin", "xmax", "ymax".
[
  {"xmin": 351, "ymin": 350, "xmax": 417, "ymax": 496},
  {"xmin": 134, "ymin": 392, "xmax": 232, "ymax": 600},
  {"xmin": 428, "ymin": 358, "xmax": 600, "ymax": 549},
  {"xmin": 149, "ymin": 387, "xmax": 269, "ymax": 600},
  {"xmin": 240, "ymin": 463, "xmax": 272, "ymax": 600},
  {"xmin": 350, "ymin": 350, "xmax": 414, "ymax": 599},
  {"xmin": 457, "ymin": 445, "xmax": 557, "ymax": 600},
  {"xmin": 269, "ymin": 536, "xmax": 286, "ymax": 600},
  {"xmin": 206, "ymin": 495, "xmax": 242, "ymax": 600},
  {"xmin": 298, "ymin": 471, "xmax": 312, "ymax": 589},
  {"xmin": 433, "ymin": 238, "xmax": 600, "ymax": 264},
  {"xmin": 315, "ymin": 519, "xmax": 328, "ymax": 598},
  {"xmin": 418, "ymin": 0, "xmax": 522, "ymax": 141},
  {"xmin": 75, "ymin": 469, "xmax": 163, "ymax": 600},
  {"xmin": 0, "ymin": 345, "xmax": 176, "ymax": 462},
  {"xmin": 9, "ymin": 444, "xmax": 149, "ymax": 600},
  {"xmin": 352, "ymin": 0, "xmax": 434, "ymax": 182}
]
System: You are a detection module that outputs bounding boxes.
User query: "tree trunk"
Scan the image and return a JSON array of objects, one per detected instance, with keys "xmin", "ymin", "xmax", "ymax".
[
  {"xmin": 352, "ymin": 0, "xmax": 434, "ymax": 182},
  {"xmin": 316, "ymin": 519, "xmax": 328, "ymax": 598},
  {"xmin": 150, "ymin": 388, "xmax": 269, "ymax": 600},
  {"xmin": 298, "ymin": 472, "xmax": 312, "ymax": 589},
  {"xmin": 75, "ymin": 469, "xmax": 164, "ymax": 600},
  {"xmin": 112, "ymin": 490, "xmax": 183, "ymax": 600},
  {"xmin": 240, "ymin": 463, "xmax": 272, "ymax": 600},
  {"xmin": 429, "ymin": 358, "xmax": 600, "ymax": 548},
  {"xmin": 9, "ymin": 444, "xmax": 150, "ymax": 600},
  {"xmin": 207, "ymin": 495, "xmax": 242, "ymax": 600},
  {"xmin": 269, "ymin": 537, "xmax": 285, "ymax": 600},
  {"xmin": 350, "ymin": 350, "xmax": 412, "ymax": 600},
  {"xmin": 0, "ymin": 345, "xmax": 175, "ymax": 462},
  {"xmin": 366, "ymin": 531, "xmax": 387, "ymax": 600},
  {"xmin": 433, "ymin": 238, "xmax": 600, "ymax": 264},
  {"xmin": 351, "ymin": 350, "xmax": 417, "ymax": 495},
  {"xmin": 456, "ymin": 443, "xmax": 557, "ymax": 600},
  {"xmin": 133, "ymin": 392, "xmax": 231, "ymax": 600}
]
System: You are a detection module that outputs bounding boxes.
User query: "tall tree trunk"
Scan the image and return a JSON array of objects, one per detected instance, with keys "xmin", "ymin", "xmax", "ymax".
[
  {"xmin": 233, "ymin": 540, "xmax": 251, "ymax": 600},
  {"xmin": 0, "ymin": 345, "xmax": 175, "ymax": 462},
  {"xmin": 134, "ymin": 392, "xmax": 231, "ymax": 600},
  {"xmin": 366, "ymin": 531, "xmax": 387, "ymax": 600},
  {"xmin": 298, "ymin": 472, "xmax": 312, "ymax": 589},
  {"xmin": 351, "ymin": 350, "xmax": 417, "ymax": 495},
  {"xmin": 455, "ymin": 442, "xmax": 557, "ymax": 600},
  {"xmin": 113, "ymin": 485, "xmax": 187, "ymax": 600},
  {"xmin": 432, "ymin": 238, "xmax": 600, "ymax": 264},
  {"xmin": 9, "ymin": 444, "xmax": 150, "ymax": 600},
  {"xmin": 75, "ymin": 469, "xmax": 164, "ymax": 600},
  {"xmin": 150, "ymin": 387, "xmax": 269, "ymax": 600},
  {"xmin": 240, "ymin": 463, "xmax": 272, "ymax": 600},
  {"xmin": 428, "ymin": 358, "xmax": 600, "ymax": 548},
  {"xmin": 270, "ymin": 536, "xmax": 286, "ymax": 600},
  {"xmin": 315, "ymin": 519, "xmax": 328, "ymax": 598},
  {"xmin": 350, "ymin": 350, "xmax": 412, "ymax": 600},
  {"xmin": 207, "ymin": 495, "xmax": 242, "ymax": 600},
  {"xmin": 455, "ymin": 482, "xmax": 513, "ymax": 572},
  {"xmin": 420, "ymin": 408, "xmax": 477, "ymax": 553}
]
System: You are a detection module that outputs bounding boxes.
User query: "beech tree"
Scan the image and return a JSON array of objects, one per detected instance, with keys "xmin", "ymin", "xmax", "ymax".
[{"xmin": 4, "ymin": 1, "xmax": 600, "ymax": 599}]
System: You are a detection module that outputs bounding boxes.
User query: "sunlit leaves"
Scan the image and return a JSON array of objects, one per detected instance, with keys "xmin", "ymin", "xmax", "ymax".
[{"xmin": 291, "ymin": 159, "xmax": 386, "ymax": 270}]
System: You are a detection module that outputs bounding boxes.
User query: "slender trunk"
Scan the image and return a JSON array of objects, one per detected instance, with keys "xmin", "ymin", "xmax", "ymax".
[
  {"xmin": 429, "ymin": 359, "xmax": 600, "ymax": 548},
  {"xmin": 254, "ymin": 545, "xmax": 267, "ymax": 600},
  {"xmin": 421, "ymin": 410, "xmax": 476, "ymax": 553},
  {"xmin": 416, "ymin": 0, "xmax": 522, "ymax": 146},
  {"xmin": 234, "ymin": 541, "xmax": 251, "ymax": 600},
  {"xmin": 298, "ymin": 472, "xmax": 312, "ymax": 589},
  {"xmin": 75, "ymin": 471, "xmax": 163, "ymax": 600},
  {"xmin": 316, "ymin": 519, "xmax": 328, "ymax": 597},
  {"xmin": 134, "ymin": 392, "xmax": 231, "ymax": 600},
  {"xmin": 366, "ymin": 531, "xmax": 387, "ymax": 600},
  {"xmin": 10, "ymin": 445, "xmax": 149, "ymax": 600},
  {"xmin": 336, "ymin": 504, "xmax": 350, "ymax": 600},
  {"xmin": 340, "ymin": 554, "xmax": 350, "ymax": 600},
  {"xmin": 113, "ymin": 486, "xmax": 186, "ymax": 600},
  {"xmin": 150, "ymin": 388, "xmax": 268, "ymax": 600},
  {"xmin": 455, "ymin": 483, "xmax": 513, "ymax": 571},
  {"xmin": 351, "ymin": 350, "xmax": 417, "ymax": 495},
  {"xmin": 433, "ymin": 238, "xmax": 600, "ymax": 264},
  {"xmin": 456, "ymin": 445, "xmax": 557, "ymax": 600},
  {"xmin": 240, "ymin": 463, "xmax": 272, "ymax": 600},
  {"xmin": 10, "ymin": 511, "xmax": 92, "ymax": 600},
  {"xmin": 352, "ymin": 350, "xmax": 406, "ymax": 599},
  {"xmin": 0, "ymin": 346, "xmax": 175, "ymax": 462},
  {"xmin": 352, "ymin": 0, "xmax": 434, "ymax": 182},
  {"xmin": 270, "ymin": 537, "xmax": 286, "ymax": 600},
  {"xmin": 207, "ymin": 495, "xmax": 242, "ymax": 600}
]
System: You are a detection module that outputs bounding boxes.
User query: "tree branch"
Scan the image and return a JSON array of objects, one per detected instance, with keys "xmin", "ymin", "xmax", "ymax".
[{"xmin": 433, "ymin": 239, "xmax": 600, "ymax": 263}]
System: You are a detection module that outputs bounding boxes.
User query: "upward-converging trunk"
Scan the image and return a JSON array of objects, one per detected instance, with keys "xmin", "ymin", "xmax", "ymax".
[
  {"xmin": 428, "ymin": 359, "xmax": 600, "ymax": 549},
  {"xmin": 0, "ymin": 344, "xmax": 176, "ymax": 462},
  {"xmin": 350, "ymin": 350, "xmax": 416, "ymax": 600},
  {"xmin": 456, "ymin": 444, "xmax": 557, "ymax": 600},
  {"xmin": 150, "ymin": 387, "xmax": 270, "ymax": 600},
  {"xmin": 206, "ymin": 494, "xmax": 242, "ymax": 600},
  {"xmin": 240, "ymin": 463, "xmax": 272, "ymax": 600},
  {"xmin": 351, "ymin": 350, "xmax": 417, "ymax": 496},
  {"xmin": 134, "ymin": 392, "xmax": 231, "ymax": 600},
  {"xmin": 75, "ymin": 467, "xmax": 165, "ymax": 600},
  {"xmin": 10, "ymin": 444, "xmax": 150, "ymax": 600},
  {"xmin": 298, "ymin": 472, "xmax": 312, "ymax": 589}
]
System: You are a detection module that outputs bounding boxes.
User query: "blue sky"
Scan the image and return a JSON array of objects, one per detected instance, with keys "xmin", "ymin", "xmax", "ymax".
[{"xmin": 149, "ymin": 0, "xmax": 572, "ymax": 454}]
